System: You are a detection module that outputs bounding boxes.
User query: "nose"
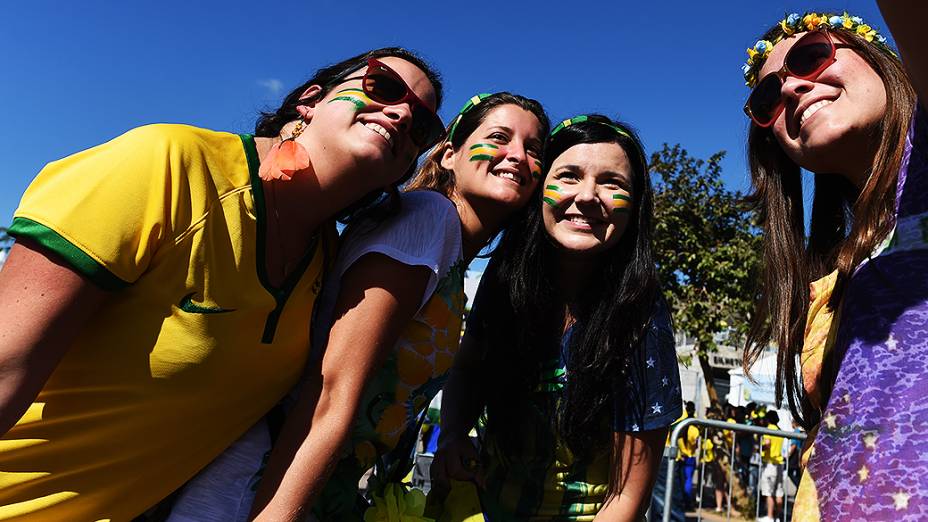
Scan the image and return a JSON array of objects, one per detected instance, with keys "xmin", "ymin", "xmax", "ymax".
[
  {"xmin": 780, "ymin": 74, "xmax": 815, "ymax": 106},
  {"xmin": 573, "ymin": 179, "xmax": 600, "ymax": 206},
  {"xmin": 382, "ymin": 103, "xmax": 413, "ymax": 134},
  {"xmin": 504, "ymin": 140, "xmax": 527, "ymax": 164}
]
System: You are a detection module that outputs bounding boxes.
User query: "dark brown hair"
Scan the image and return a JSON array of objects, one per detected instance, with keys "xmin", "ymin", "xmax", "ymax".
[{"xmin": 743, "ymin": 27, "xmax": 916, "ymax": 429}]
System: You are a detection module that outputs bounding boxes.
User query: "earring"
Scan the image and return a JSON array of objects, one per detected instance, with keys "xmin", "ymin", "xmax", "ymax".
[{"xmin": 259, "ymin": 119, "xmax": 311, "ymax": 182}]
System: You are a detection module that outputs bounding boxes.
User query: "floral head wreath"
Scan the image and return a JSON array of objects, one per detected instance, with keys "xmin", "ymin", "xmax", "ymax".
[
  {"xmin": 742, "ymin": 12, "xmax": 895, "ymax": 87},
  {"xmin": 550, "ymin": 115, "xmax": 647, "ymax": 166},
  {"xmin": 447, "ymin": 93, "xmax": 492, "ymax": 142}
]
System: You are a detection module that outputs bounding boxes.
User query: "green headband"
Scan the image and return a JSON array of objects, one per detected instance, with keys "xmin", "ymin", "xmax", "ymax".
[
  {"xmin": 550, "ymin": 115, "xmax": 633, "ymax": 139},
  {"xmin": 550, "ymin": 115, "xmax": 646, "ymax": 166},
  {"xmin": 447, "ymin": 93, "xmax": 492, "ymax": 142}
]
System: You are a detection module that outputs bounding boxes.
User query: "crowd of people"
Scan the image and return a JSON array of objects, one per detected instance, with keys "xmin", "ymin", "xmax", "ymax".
[{"xmin": 0, "ymin": 1, "xmax": 926, "ymax": 520}]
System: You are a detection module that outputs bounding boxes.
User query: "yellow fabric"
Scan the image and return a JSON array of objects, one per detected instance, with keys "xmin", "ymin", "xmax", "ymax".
[
  {"xmin": 676, "ymin": 420, "xmax": 700, "ymax": 460},
  {"xmin": 762, "ymin": 423, "xmax": 785, "ymax": 465},
  {"xmin": 802, "ymin": 270, "xmax": 840, "ymax": 411},
  {"xmin": 701, "ymin": 437, "xmax": 715, "ymax": 463},
  {"xmin": 791, "ymin": 270, "xmax": 839, "ymax": 519},
  {"xmin": 0, "ymin": 124, "xmax": 334, "ymax": 521}
]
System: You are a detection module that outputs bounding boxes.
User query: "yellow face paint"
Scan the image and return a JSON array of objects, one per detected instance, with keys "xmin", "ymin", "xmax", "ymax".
[
  {"xmin": 328, "ymin": 88, "xmax": 372, "ymax": 110},
  {"xmin": 530, "ymin": 160, "xmax": 542, "ymax": 181},
  {"xmin": 543, "ymin": 184, "xmax": 562, "ymax": 207},
  {"xmin": 612, "ymin": 193, "xmax": 632, "ymax": 213},
  {"xmin": 468, "ymin": 143, "xmax": 500, "ymax": 162}
]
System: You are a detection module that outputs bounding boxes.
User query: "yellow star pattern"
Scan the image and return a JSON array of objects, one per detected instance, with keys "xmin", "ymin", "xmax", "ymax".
[
  {"xmin": 857, "ymin": 465, "xmax": 869, "ymax": 483},
  {"xmin": 892, "ymin": 490, "xmax": 910, "ymax": 511},
  {"xmin": 863, "ymin": 431, "xmax": 879, "ymax": 449}
]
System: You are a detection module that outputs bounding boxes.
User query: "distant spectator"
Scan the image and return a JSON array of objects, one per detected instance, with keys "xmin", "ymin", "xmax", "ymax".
[{"xmin": 759, "ymin": 411, "xmax": 785, "ymax": 522}]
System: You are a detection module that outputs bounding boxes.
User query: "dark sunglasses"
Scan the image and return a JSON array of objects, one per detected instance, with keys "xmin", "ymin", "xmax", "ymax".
[
  {"xmin": 744, "ymin": 30, "xmax": 850, "ymax": 127},
  {"xmin": 338, "ymin": 58, "xmax": 445, "ymax": 149}
]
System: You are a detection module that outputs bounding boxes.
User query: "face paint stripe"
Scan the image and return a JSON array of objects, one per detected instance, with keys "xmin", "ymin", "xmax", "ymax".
[
  {"xmin": 545, "ymin": 185, "xmax": 560, "ymax": 191},
  {"xmin": 613, "ymin": 194, "xmax": 631, "ymax": 202},
  {"xmin": 469, "ymin": 154, "xmax": 497, "ymax": 162},
  {"xmin": 613, "ymin": 193, "xmax": 632, "ymax": 213},
  {"xmin": 328, "ymin": 88, "xmax": 372, "ymax": 110},
  {"xmin": 543, "ymin": 191, "xmax": 561, "ymax": 200},
  {"xmin": 531, "ymin": 160, "xmax": 543, "ymax": 180},
  {"xmin": 469, "ymin": 143, "xmax": 499, "ymax": 150},
  {"xmin": 543, "ymin": 197, "xmax": 559, "ymax": 206}
]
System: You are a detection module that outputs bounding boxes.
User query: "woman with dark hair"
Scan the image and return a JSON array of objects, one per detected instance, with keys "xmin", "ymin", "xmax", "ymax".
[
  {"xmin": 434, "ymin": 115, "xmax": 682, "ymax": 520},
  {"xmin": 740, "ymin": 5, "xmax": 928, "ymax": 518},
  {"xmin": 0, "ymin": 47, "xmax": 444, "ymax": 520},
  {"xmin": 167, "ymin": 92, "xmax": 549, "ymax": 521}
]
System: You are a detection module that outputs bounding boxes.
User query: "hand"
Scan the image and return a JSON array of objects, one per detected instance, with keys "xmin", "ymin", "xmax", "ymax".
[{"xmin": 430, "ymin": 436, "xmax": 483, "ymax": 501}]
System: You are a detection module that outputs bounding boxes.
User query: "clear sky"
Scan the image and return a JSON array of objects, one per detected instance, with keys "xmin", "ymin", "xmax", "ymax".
[{"xmin": 1, "ymin": 1, "xmax": 889, "ymax": 252}]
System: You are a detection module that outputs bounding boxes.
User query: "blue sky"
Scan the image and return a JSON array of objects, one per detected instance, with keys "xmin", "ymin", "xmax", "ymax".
[{"xmin": 1, "ymin": 1, "xmax": 889, "ymax": 269}]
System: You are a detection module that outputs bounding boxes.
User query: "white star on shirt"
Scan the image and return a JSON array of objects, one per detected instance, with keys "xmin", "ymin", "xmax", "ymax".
[
  {"xmin": 886, "ymin": 334, "xmax": 898, "ymax": 351},
  {"xmin": 632, "ymin": 424, "xmax": 640, "ymax": 432},
  {"xmin": 646, "ymin": 357, "xmax": 656, "ymax": 368},
  {"xmin": 892, "ymin": 490, "xmax": 911, "ymax": 511},
  {"xmin": 661, "ymin": 376, "xmax": 670, "ymax": 387},
  {"xmin": 651, "ymin": 402, "xmax": 663, "ymax": 414}
]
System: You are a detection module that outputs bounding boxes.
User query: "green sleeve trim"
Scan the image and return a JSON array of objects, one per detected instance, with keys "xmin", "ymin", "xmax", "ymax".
[{"xmin": 7, "ymin": 217, "xmax": 129, "ymax": 291}]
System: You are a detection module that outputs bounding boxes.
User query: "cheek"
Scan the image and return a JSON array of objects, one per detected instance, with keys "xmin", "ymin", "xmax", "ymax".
[
  {"xmin": 467, "ymin": 143, "xmax": 503, "ymax": 162},
  {"xmin": 326, "ymin": 89, "xmax": 373, "ymax": 111},
  {"xmin": 530, "ymin": 160, "xmax": 543, "ymax": 181},
  {"xmin": 542, "ymin": 183, "xmax": 564, "ymax": 208}
]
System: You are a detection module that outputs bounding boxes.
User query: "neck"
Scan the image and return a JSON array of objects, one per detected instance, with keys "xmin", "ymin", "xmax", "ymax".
[
  {"xmin": 556, "ymin": 251, "xmax": 598, "ymax": 302},
  {"xmin": 454, "ymin": 195, "xmax": 509, "ymax": 263},
  {"xmin": 254, "ymin": 133, "xmax": 379, "ymax": 240}
]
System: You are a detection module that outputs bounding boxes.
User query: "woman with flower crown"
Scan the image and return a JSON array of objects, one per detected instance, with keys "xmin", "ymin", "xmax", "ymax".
[
  {"xmin": 740, "ymin": 4, "xmax": 928, "ymax": 519},
  {"xmin": 0, "ymin": 48, "xmax": 446, "ymax": 520},
  {"xmin": 433, "ymin": 115, "xmax": 682, "ymax": 521}
]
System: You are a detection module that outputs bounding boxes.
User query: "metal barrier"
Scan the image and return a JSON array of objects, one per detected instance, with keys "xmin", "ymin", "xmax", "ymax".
[{"xmin": 662, "ymin": 417, "xmax": 807, "ymax": 522}]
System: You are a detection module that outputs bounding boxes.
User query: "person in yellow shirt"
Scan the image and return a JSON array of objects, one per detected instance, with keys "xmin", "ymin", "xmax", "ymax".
[
  {"xmin": 0, "ymin": 48, "xmax": 445, "ymax": 520},
  {"xmin": 759, "ymin": 411, "xmax": 785, "ymax": 522},
  {"xmin": 676, "ymin": 402, "xmax": 700, "ymax": 509}
]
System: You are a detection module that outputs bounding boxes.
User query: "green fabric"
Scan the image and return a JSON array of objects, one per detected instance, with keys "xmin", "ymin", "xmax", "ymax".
[{"xmin": 7, "ymin": 217, "xmax": 128, "ymax": 291}]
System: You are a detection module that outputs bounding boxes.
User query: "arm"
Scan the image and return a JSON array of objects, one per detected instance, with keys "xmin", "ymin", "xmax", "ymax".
[
  {"xmin": 0, "ymin": 240, "xmax": 106, "ymax": 434},
  {"xmin": 430, "ymin": 329, "xmax": 488, "ymax": 495},
  {"xmin": 249, "ymin": 252, "xmax": 431, "ymax": 521},
  {"xmin": 878, "ymin": 1, "xmax": 928, "ymax": 102},
  {"xmin": 594, "ymin": 427, "xmax": 668, "ymax": 521}
]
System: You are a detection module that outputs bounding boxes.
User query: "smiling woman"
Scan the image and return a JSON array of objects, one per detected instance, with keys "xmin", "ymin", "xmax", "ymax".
[
  {"xmin": 433, "ymin": 114, "xmax": 681, "ymax": 520},
  {"xmin": 0, "ymin": 47, "xmax": 444, "ymax": 521},
  {"xmin": 160, "ymin": 91, "xmax": 548, "ymax": 522},
  {"xmin": 741, "ymin": 7, "xmax": 928, "ymax": 520}
]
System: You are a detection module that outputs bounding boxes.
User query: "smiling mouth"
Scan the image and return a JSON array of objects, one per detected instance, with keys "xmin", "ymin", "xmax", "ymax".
[
  {"xmin": 800, "ymin": 99, "xmax": 834, "ymax": 127},
  {"xmin": 362, "ymin": 122, "xmax": 395, "ymax": 152},
  {"xmin": 562, "ymin": 215, "xmax": 604, "ymax": 227},
  {"xmin": 492, "ymin": 169, "xmax": 523, "ymax": 186}
]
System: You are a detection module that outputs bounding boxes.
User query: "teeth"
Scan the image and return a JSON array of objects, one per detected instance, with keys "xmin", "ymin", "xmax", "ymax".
[
  {"xmin": 364, "ymin": 122, "xmax": 393, "ymax": 146},
  {"xmin": 800, "ymin": 100, "xmax": 833, "ymax": 126},
  {"xmin": 494, "ymin": 171, "xmax": 521, "ymax": 184},
  {"xmin": 567, "ymin": 216, "xmax": 594, "ymax": 225}
]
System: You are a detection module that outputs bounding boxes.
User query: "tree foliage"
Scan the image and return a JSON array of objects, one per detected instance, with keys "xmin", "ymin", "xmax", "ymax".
[{"xmin": 650, "ymin": 144, "xmax": 761, "ymax": 404}]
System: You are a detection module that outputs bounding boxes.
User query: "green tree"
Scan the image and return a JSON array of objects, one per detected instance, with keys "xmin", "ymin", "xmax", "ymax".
[{"xmin": 650, "ymin": 144, "xmax": 761, "ymax": 406}]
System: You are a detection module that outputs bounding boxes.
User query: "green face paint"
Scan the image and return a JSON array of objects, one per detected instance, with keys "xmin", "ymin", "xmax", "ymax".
[
  {"xmin": 543, "ymin": 184, "xmax": 562, "ymax": 207},
  {"xmin": 613, "ymin": 193, "xmax": 632, "ymax": 213},
  {"xmin": 468, "ymin": 143, "xmax": 500, "ymax": 162},
  {"xmin": 328, "ymin": 88, "xmax": 372, "ymax": 110},
  {"xmin": 531, "ymin": 160, "xmax": 543, "ymax": 181}
]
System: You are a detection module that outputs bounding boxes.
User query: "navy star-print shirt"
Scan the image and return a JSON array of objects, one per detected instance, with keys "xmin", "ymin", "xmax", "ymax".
[{"xmin": 559, "ymin": 297, "xmax": 683, "ymax": 432}]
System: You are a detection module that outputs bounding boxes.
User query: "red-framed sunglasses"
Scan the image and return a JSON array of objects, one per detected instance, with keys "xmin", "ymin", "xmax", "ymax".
[
  {"xmin": 338, "ymin": 58, "xmax": 445, "ymax": 149},
  {"xmin": 744, "ymin": 30, "xmax": 851, "ymax": 127}
]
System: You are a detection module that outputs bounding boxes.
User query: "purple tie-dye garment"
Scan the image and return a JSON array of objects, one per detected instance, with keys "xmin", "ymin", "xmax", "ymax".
[{"xmin": 805, "ymin": 103, "xmax": 928, "ymax": 520}]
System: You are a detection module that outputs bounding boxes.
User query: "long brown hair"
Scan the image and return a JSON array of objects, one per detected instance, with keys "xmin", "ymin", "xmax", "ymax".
[
  {"xmin": 743, "ymin": 27, "xmax": 916, "ymax": 429},
  {"xmin": 405, "ymin": 92, "xmax": 549, "ymax": 199}
]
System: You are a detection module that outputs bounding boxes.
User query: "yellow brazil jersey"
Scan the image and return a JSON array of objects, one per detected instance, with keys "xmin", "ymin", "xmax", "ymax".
[
  {"xmin": 762, "ymin": 423, "xmax": 785, "ymax": 465},
  {"xmin": 1, "ymin": 124, "xmax": 335, "ymax": 521}
]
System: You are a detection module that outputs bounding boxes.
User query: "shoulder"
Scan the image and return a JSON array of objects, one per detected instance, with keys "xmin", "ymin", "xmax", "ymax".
[
  {"xmin": 398, "ymin": 190, "xmax": 458, "ymax": 220},
  {"xmin": 108, "ymin": 124, "xmax": 240, "ymax": 160}
]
